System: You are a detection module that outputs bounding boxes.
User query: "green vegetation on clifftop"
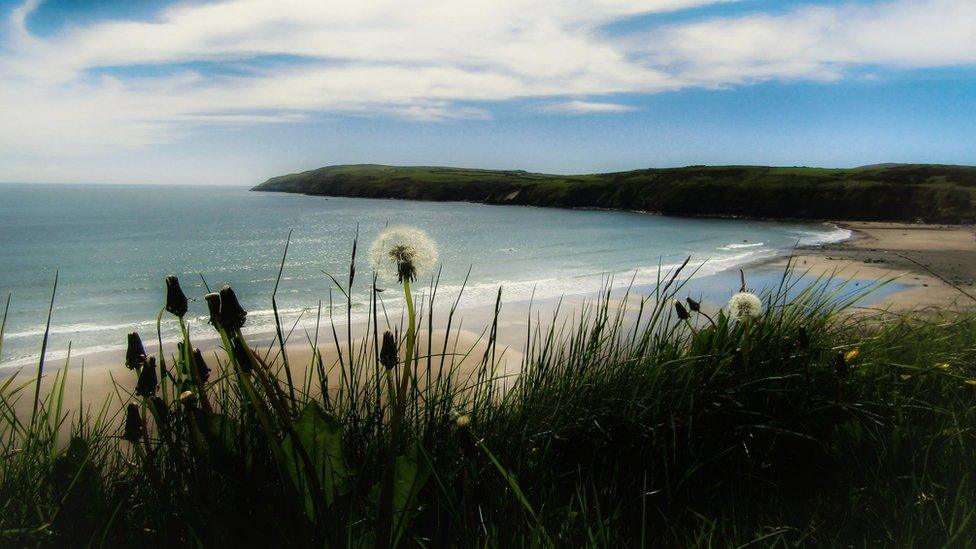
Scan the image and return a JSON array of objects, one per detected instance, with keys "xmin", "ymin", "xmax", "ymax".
[{"xmin": 252, "ymin": 164, "xmax": 976, "ymax": 223}]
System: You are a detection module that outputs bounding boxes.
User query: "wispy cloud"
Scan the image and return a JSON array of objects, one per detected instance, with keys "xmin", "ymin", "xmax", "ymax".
[
  {"xmin": 1, "ymin": 0, "xmax": 975, "ymax": 158},
  {"xmin": 542, "ymin": 100, "xmax": 637, "ymax": 114}
]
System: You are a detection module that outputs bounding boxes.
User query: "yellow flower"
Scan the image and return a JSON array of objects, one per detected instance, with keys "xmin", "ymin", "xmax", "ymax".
[{"xmin": 844, "ymin": 348, "xmax": 860, "ymax": 363}]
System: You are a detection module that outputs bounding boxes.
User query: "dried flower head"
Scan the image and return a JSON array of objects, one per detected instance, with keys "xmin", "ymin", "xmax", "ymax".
[
  {"xmin": 136, "ymin": 356, "xmax": 159, "ymax": 397},
  {"xmin": 192, "ymin": 348, "xmax": 211, "ymax": 384},
  {"xmin": 164, "ymin": 275, "xmax": 188, "ymax": 318},
  {"xmin": 219, "ymin": 285, "xmax": 247, "ymax": 330},
  {"xmin": 455, "ymin": 413, "xmax": 472, "ymax": 429},
  {"xmin": 125, "ymin": 332, "xmax": 146, "ymax": 370},
  {"xmin": 123, "ymin": 403, "xmax": 144, "ymax": 442},
  {"xmin": 685, "ymin": 297, "xmax": 701, "ymax": 312},
  {"xmin": 674, "ymin": 300, "xmax": 690, "ymax": 320},
  {"xmin": 380, "ymin": 331, "xmax": 398, "ymax": 371},
  {"xmin": 204, "ymin": 292, "xmax": 222, "ymax": 328},
  {"xmin": 727, "ymin": 291, "xmax": 762, "ymax": 321},
  {"xmin": 370, "ymin": 226, "xmax": 438, "ymax": 283}
]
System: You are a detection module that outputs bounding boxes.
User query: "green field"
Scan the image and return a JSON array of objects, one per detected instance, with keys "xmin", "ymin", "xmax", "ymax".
[{"xmin": 254, "ymin": 163, "xmax": 976, "ymax": 223}]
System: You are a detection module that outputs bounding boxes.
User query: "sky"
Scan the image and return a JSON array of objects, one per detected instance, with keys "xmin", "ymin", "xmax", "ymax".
[{"xmin": 0, "ymin": 0, "xmax": 974, "ymax": 185}]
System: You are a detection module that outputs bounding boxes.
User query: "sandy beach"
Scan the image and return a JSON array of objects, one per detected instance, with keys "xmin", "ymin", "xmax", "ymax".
[
  {"xmin": 8, "ymin": 220, "xmax": 975, "ymax": 425},
  {"xmin": 768, "ymin": 222, "xmax": 976, "ymax": 312}
]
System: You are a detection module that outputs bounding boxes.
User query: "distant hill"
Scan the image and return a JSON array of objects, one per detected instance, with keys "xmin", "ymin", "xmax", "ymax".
[{"xmin": 252, "ymin": 164, "xmax": 976, "ymax": 223}]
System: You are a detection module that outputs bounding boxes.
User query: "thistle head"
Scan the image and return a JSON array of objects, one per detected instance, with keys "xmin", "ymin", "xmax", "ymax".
[
  {"xmin": 125, "ymin": 332, "xmax": 146, "ymax": 370},
  {"xmin": 164, "ymin": 275, "xmax": 188, "ymax": 318},
  {"xmin": 380, "ymin": 330, "xmax": 398, "ymax": 371},
  {"xmin": 135, "ymin": 356, "xmax": 159, "ymax": 397},
  {"xmin": 727, "ymin": 291, "xmax": 762, "ymax": 321},
  {"xmin": 218, "ymin": 285, "xmax": 247, "ymax": 331},
  {"xmin": 370, "ymin": 226, "xmax": 438, "ymax": 283},
  {"xmin": 123, "ymin": 403, "xmax": 144, "ymax": 442}
]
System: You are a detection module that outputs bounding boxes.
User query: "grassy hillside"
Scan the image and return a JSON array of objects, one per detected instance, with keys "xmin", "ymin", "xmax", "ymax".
[{"xmin": 252, "ymin": 164, "xmax": 976, "ymax": 223}]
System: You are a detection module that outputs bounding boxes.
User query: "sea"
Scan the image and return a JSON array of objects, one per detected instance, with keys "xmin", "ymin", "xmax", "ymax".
[{"xmin": 0, "ymin": 182, "xmax": 857, "ymax": 368}]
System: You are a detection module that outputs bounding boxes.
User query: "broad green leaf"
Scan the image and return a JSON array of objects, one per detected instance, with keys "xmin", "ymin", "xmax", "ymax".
[
  {"xmin": 389, "ymin": 443, "xmax": 430, "ymax": 547},
  {"xmin": 283, "ymin": 402, "xmax": 350, "ymax": 515}
]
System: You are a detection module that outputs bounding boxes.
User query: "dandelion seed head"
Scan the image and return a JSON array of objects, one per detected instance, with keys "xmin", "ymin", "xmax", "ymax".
[
  {"xmin": 370, "ymin": 226, "xmax": 438, "ymax": 283},
  {"xmin": 727, "ymin": 291, "xmax": 762, "ymax": 321}
]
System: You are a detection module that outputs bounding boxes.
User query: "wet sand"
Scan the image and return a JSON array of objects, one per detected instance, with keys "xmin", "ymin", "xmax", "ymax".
[{"xmin": 768, "ymin": 222, "xmax": 976, "ymax": 312}]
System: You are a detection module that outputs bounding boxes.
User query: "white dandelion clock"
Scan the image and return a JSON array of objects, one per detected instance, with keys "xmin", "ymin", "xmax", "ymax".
[
  {"xmin": 370, "ymin": 226, "xmax": 439, "ymax": 283},
  {"xmin": 727, "ymin": 291, "xmax": 762, "ymax": 321}
]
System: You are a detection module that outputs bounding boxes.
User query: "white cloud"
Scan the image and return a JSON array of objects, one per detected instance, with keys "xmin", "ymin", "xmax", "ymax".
[
  {"xmin": 0, "ymin": 0, "xmax": 975, "ymax": 161},
  {"xmin": 542, "ymin": 100, "xmax": 637, "ymax": 114},
  {"xmin": 630, "ymin": 0, "xmax": 976, "ymax": 86}
]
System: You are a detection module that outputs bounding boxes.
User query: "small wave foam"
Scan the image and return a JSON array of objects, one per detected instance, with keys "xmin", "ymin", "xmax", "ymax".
[
  {"xmin": 794, "ymin": 223, "xmax": 853, "ymax": 246},
  {"xmin": 719, "ymin": 242, "xmax": 764, "ymax": 250}
]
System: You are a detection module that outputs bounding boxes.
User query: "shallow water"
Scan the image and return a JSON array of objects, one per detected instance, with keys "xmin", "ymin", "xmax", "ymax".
[{"xmin": 0, "ymin": 183, "xmax": 851, "ymax": 367}]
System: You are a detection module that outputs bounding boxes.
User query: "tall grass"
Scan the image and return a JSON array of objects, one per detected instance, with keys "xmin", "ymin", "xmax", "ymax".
[{"xmin": 0, "ymin": 246, "xmax": 974, "ymax": 547}]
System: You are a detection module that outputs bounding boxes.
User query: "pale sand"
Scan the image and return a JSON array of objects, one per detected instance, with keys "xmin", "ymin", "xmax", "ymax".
[
  {"xmin": 6, "ymin": 317, "xmax": 525, "ymax": 426},
  {"xmin": 768, "ymin": 222, "xmax": 976, "ymax": 312}
]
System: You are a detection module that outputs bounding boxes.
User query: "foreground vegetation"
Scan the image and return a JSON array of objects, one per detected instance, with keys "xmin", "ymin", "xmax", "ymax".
[
  {"xmin": 253, "ymin": 163, "xmax": 976, "ymax": 223},
  {"xmin": 1, "ymin": 244, "xmax": 975, "ymax": 546}
]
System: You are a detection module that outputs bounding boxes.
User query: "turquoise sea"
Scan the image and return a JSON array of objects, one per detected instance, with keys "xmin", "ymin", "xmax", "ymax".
[{"xmin": 0, "ymin": 183, "xmax": 857, "ymax": 368}]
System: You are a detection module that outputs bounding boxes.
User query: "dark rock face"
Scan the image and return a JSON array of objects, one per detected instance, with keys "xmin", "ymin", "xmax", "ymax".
[{"xmin": 252, "ymin": 164, "xmax": 976, "ymax": 223}]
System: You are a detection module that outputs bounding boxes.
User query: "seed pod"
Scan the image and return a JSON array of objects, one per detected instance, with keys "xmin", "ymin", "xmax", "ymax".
[
  {"xmin": 219, "ymin": 285, "xmax": 247, "ymax": 331},
  {"xmin": 674, "ymin": 300, "xmax": 690, "ymax": 320},
  {"xmin": 380, "ymin": 330, "xmax": 398, "ymax": 371},
  {"xmin": 125, "ymin": 332, "xmax": 146, "ymax": 370},
  {"xmin": 164, "ymin": 275, "xmax": 188, "ymax": 318},
  {"xmin": 123, "ymin": 403, "xmax": 144, "ymax": 442},
  {"xmin": 204, "ymin": 292, "xmax": 222, "ymax": 329},
  {"xmin": 686, "ymin": 297, "xmax": 701, "ymax": 312},
  {"xmin": 136, "ymin": 356, "xmax": 159, "ymax": 397},
  {"xmin": 230, "ymin": 334, "xmax": 253, "ymax": 374},
  {"xmin": 193, "ymin": 348, "xmax": 211, "ymax": 384},
  {"xmin": 835, "ymin": 351, "xmax": 849, "ymax": 377}
]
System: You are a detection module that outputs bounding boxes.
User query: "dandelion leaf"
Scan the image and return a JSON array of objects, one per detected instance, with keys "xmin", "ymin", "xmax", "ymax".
[{"xmin": 283, "ymin": 402, "xmax": 350, "ymax": 511}]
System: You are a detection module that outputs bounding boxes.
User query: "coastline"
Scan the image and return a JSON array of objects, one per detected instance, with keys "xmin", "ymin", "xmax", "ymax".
[
  {"xmin": 7, "ymin": 219, "xmax": 974, "ymax": 419},
  {"xmin": 757, "ymin": 221, "xmax": 976, "ymax": 312}
]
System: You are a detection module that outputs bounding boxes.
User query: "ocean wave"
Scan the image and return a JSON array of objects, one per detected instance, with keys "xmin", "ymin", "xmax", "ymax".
[
  {"xmin": 1, "ymin": 225, "xmax": 845, "ymax": 368},
  {"xmin": 719, "ymin": 242, "xmax": 764, "ymax": 250}
]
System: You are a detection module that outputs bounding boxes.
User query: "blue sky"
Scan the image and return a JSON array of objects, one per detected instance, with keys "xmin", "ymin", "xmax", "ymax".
[{"xmin": 1, "ymin": 0, "xmax": 974, "ymax": 185}]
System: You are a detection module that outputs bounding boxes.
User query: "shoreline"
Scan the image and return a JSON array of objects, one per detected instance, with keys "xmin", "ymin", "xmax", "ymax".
[
  {"xmin": 756, "ymin": 221, "xmax": 976, "ymax": 312},
  {"xmin": 5, "ymin": 220, "xmax": 972, "ymax": 378}
]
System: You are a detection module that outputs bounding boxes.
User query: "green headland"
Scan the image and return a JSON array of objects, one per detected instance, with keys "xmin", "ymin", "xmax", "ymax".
[{"xmin": 253, "ymin": 163, "xmax": 976, "ymax": 223}]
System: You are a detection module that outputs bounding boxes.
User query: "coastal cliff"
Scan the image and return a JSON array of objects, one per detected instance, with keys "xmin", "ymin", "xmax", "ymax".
[{"xmin": 252, "ymin": 164, "xmax": 976, "ymax": 223}]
